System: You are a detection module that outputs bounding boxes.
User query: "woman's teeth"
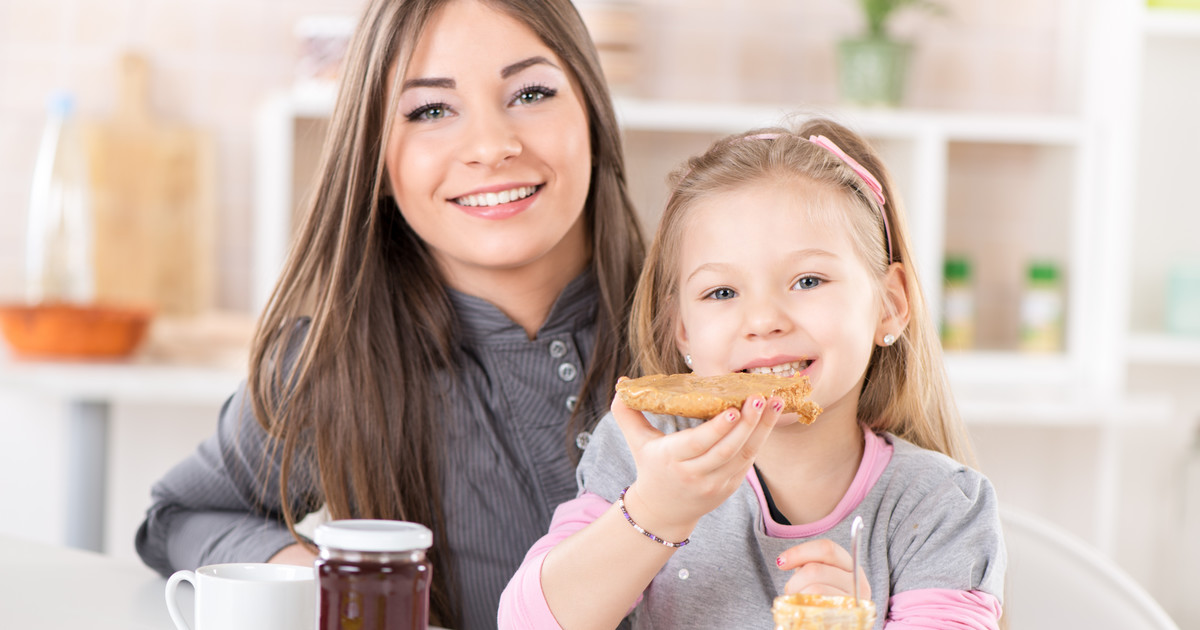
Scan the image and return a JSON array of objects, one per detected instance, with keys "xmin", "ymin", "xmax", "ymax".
[
  {"xmin": 743, "ymin": 360, "xmax": 810, "ymax": 376},
  {"xmin": 455, "ymin": 185, "xmax": 537, "ymax": 207}
]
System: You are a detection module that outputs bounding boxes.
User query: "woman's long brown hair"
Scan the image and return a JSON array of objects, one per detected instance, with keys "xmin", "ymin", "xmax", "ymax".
[{"xmin": 246, "ymin": 0, "xmax": 644, "ymax": 625}]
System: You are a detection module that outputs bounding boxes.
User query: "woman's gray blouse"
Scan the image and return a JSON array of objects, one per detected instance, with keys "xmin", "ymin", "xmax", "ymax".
[{"xmin": 135, "ymin": 272, "xmax": 601, "ymax": 630}]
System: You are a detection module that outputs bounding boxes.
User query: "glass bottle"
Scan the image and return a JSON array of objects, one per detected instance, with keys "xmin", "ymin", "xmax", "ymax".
[
  {"xmin": 1019, "ymin": 260, "xmax": 1064, "ymax": 352},
  {"xmin": 25, "ymin": 92, "xmax": 94, "ymax": 304},
  {"xmin": 940, "ymin": 256, "xmax": 974, "ymax": 351},
  {"xmin": 314, "ymin": 519, "xmax": 433, "ymax": 630}
]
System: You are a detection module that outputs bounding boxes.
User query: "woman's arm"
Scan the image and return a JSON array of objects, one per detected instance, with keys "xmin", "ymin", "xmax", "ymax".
[{"xmin": 134, "ymin": 384, "xmax": 314, "ymax": 576}]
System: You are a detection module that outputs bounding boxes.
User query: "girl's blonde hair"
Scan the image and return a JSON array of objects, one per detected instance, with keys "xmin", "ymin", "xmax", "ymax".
[
  {"xmin": 629, "ymin": 117, "xmax": 975, "ymax": 466},
  {"xmin": 248, "ymin": 0, "xmax": 644, "ymax": 624}
]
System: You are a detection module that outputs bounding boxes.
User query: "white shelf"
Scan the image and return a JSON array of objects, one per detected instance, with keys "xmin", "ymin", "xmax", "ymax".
[
  {"xmin": 1126, "ymin": 332, "xmax": 1200, "ymax": 365},
  {"xmin": 254, "ymin": 91, "xmax": 1102, "ymax": 390},
  {"xmin": 613, "ymin": 98, "xmax": 1086, "ymax": 145},
  {"xmin": 1143, "ymin": 8, "xmax": 1200, "ymax": 37},
  {"xmin": 958, "ymin": 387, "xmax": 1173, "ymax": 426}
]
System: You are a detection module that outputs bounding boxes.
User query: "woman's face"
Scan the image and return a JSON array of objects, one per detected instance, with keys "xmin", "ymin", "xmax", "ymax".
[{"xmin": 385, "ymin": 0, "xmax": 592, "ymax": 287}]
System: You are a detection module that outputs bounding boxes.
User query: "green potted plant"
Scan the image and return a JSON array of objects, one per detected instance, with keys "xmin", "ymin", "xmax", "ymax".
[{"xmin": 838, "ymin": 0, "xmax": 941, "ymax": 107}]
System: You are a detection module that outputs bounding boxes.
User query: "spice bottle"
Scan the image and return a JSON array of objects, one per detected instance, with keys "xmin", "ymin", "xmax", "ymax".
[
  {"xmin": 25, "ymin": 92, "xmax": 94, "ymax": 304},
  {"xmin": 1019, "ymin": 261, "xmax": 1064, "ymax": 352},
  {"xmin": 314, "ymin": 519, "xmax": 433, "ymax": 630},
  {"xmin": 940, "ymin": 256, "xmax": 974, "ymax": 351}
]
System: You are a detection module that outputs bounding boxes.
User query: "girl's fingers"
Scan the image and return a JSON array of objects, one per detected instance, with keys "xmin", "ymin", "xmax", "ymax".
[
  {"xmin": 776, "ymin": 538, "xmax": 872, "ymax": 600},
  {"xmin": 776, "ymin": 538, "xmax": 853, "ymax": 573},
  {"xmin": 687, "ymin": 395, "xmax": 781, "ymax": 474},
  {"xmin": 610, "ymin": 395, "xmax": 666, "ymax": 452}
]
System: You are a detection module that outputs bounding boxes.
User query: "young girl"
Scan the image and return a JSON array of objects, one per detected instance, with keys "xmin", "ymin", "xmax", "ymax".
[
  {"xmin": 135, "ymin": 1, "xmax": 645, "ymax": 628},
  {"xmin": 500, "ymin": 119, "xmax": 1005, "ymax": 628}
]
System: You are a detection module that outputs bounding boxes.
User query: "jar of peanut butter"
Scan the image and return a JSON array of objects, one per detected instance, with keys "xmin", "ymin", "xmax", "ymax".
[{"xmin": 772, "ymin": 593, "xmax": 876, "ymax": 630}]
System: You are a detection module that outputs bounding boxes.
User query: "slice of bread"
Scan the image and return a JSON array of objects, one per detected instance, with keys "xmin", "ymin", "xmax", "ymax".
[{"xmin": 616, "ymin": 372, "xmax": 822, "ymax": 423}]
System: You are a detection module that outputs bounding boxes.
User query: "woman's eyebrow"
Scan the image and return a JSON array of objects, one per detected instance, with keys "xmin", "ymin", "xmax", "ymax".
[
  {"xmin": 501, "ymin": 55, "xmax": 560, "ymax": 78},
  {"xmin": 402, "ymin": 77, "xmax": 455, "ymax": 91}
]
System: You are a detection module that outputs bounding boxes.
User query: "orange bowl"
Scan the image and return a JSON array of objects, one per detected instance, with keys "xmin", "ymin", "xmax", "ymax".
[{"xmin": 0, "ymin": 303, "xmax": 154, "ymax": 359}]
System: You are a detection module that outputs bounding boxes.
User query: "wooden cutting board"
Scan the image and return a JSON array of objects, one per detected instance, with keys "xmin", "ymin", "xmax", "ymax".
[{"xmin": 84, "ymin": 52, "xmax": 215, "ymax": 315}]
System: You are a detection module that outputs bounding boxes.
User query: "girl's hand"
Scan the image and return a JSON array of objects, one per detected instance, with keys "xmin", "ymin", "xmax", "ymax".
[
  {"xmin": 776, "ymin": 539, "xmax": 872, "ymax": 600},
  {"xmin": 610, "ymin": 389, "xmax": 782, "ymax": 543}
]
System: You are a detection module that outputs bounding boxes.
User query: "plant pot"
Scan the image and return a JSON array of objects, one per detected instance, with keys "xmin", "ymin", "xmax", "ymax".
[{"xmin": 837, "ymin": 37, "xmax": 912, "ymax": 108}]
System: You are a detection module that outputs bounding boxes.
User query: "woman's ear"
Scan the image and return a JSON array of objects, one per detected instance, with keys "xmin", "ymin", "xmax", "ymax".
[{"xmin": 876, "ymin": 262, "xmax": 911, "ymax": 345}]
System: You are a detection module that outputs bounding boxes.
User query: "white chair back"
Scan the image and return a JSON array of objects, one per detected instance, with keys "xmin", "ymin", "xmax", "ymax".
[{"xmin": 1001, "ymin": 507, "xmax": 1179, "ymax": 629}]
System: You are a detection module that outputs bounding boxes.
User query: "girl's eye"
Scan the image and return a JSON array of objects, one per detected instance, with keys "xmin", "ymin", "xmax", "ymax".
[
  {"xmin": 793, "ymin": 276, "xmax": 822, "ymax": 290},
  {"xmin": 704, "ymin": 287, "xmax": 737, "ymax": 301},
  {"xmin": 512, "ymin": 84, "xmax": 557, "ymax": 106},
  {"xmin": 405, "ymin": 102, "xmax": 451, "ymax": 122}
]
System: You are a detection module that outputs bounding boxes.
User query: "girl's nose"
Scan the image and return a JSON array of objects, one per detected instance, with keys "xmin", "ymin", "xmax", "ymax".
[
  {"xmin": 461, "ymin": 109, "xmax": 522, "ymax": 168},
  {"xmin": 744, "ymin": 297, "xmax": 793, "ymax": 339}
]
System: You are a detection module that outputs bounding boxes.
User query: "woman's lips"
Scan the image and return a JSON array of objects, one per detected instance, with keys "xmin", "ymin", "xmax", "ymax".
[{"xmin": 451, "ymin": 184, "xmax": 542, "ymax": 220}]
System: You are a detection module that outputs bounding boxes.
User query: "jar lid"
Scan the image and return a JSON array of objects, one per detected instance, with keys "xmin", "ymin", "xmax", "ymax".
[{"xmin": 314, "ymin": 519, "xmax": 432, "ymax": 552}]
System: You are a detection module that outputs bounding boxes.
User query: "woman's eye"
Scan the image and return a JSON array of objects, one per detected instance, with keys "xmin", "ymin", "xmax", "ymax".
[
  {"xmin": 704, "ymin": 287, "xmax": 737, "ymax": 301},
  {"xmin": 793, "ymin": 276, "xmax": 822, "ymax": 290},
  {"xmin": 512, "ymin": 84, "xmax": 557, "ymax": 106},
  {"xmin": 406, "ymin": 103, "xmax": 450, "ymax": 122}
]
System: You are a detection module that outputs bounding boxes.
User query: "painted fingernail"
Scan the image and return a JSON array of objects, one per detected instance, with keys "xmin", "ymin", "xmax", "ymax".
[
  {"xmin": 726, "ymin": 410, "xmax": 739, "ymax": 422},
  {"xmin": 776, "ymin": 555, "xmax": 785, "ymax": 567},
  {"xmin": 772, "ymin": 400, "xmax": 784, "ymax": 413},
  {"xmin": 754, "ymin": 398, "xmax": 764, "ymax": 410}
]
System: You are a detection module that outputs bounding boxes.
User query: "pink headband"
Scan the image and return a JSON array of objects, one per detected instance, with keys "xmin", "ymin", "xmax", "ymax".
[{"xmin": 741, "ymin": 132, "xmax": 893, "ymax": 263}]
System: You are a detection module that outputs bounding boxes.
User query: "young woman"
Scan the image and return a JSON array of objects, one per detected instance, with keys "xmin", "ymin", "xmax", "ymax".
[
  {"xmin": 501, "ymin": 119, "xmax": 1005, "ymax": 629},
  {"xmin": 135, "ymin": 1, "xmax": 644, "ymax": 627}
]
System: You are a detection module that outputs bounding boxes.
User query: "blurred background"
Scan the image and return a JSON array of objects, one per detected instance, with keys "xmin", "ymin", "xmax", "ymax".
[{"xmin": 0, "ymin": 0, "xmax": 1197, "ymax": 625}]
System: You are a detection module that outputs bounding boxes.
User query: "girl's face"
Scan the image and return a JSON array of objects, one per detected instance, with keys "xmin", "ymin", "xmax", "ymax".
[
  {"xmin": 384, "ymin": 0, "xmax": 592, "ymax": 285},
  {"xmin": 673, "ymin": 178, "xmax": 896, "ymax": 426}
]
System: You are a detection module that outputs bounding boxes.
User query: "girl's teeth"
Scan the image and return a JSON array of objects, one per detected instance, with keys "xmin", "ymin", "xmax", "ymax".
[
  {"xmin": 456, "ymin": 186, "xmax": 535, "ymax": 207},
  {"xmin": 745, "ymin": 360, "xmax": 809, "ymax": 375}
]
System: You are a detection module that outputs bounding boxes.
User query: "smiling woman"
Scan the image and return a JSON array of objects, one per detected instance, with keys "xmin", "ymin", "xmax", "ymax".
[{"xmin": 133, "ymin": 1, "xmax": 645, "ymax": 628}]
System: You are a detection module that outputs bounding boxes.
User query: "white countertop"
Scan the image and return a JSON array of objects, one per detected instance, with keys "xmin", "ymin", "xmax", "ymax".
[{"xmin": 0, "ymin": 535, "xmax": 180, "ymax": 629}]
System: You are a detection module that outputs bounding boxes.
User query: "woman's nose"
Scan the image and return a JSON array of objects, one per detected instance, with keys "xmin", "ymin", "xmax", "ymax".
[{"xmin": 461, "ymin": 109, "xmax": 522, "ymax": 168}]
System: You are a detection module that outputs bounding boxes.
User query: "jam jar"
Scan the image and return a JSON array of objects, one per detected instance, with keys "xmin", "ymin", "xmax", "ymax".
[{"xmin": 314, "ymin": 519, "xmax": 433, "ymax": 630}]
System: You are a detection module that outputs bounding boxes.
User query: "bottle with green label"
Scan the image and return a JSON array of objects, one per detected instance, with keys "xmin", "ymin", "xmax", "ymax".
[
  {"xmin": 1019, "ymin": 261, "xmax": 1064, "ymax": 352},
  {"xmin": 940, "ymin": 256, "xmax": 974, "ymax": 351}
]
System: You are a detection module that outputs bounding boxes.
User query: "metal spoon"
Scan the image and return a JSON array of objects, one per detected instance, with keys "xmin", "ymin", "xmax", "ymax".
[{"xmin": 850, "ymin": 515, "xmax": 864, "ymax": 607}]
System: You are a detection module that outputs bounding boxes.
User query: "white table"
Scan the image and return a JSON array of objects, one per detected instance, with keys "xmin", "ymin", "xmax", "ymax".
[
  {"xmin": 0, "ymin": 534, "xmax": 183, "ymax": 628},
  {"xmin": 0, "ymin": 350, "xmax": 244, "ymax": 552}
]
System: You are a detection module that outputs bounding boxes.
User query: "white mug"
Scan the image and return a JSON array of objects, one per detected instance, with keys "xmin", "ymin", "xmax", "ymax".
[{"xmin": 165, "ymin": 563, "xmax": 316, "ymax": 630}]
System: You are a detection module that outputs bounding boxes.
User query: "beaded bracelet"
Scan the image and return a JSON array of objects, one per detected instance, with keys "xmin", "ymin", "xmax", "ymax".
[{"xmin": 617, "ymin": 485, "xmax": 690, "ymax": 548}]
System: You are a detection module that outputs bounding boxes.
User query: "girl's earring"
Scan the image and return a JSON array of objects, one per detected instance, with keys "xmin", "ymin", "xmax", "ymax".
[
  {"xmin": 882, "ymin": 334, "xmax": 896, "ymax": 346},
  {"xmin": 684, "ymin": 354, "xmax": 694, "ymax": 368}
]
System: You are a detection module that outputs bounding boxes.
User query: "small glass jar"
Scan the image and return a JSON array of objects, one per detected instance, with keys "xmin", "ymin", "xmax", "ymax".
[
  {"xmin": 772, "ymin": 593, "xmax": 877, "ymax": 630},
  {"xmin": 314, "ymin": 519, "xmax": 433, "ymax": 630}
]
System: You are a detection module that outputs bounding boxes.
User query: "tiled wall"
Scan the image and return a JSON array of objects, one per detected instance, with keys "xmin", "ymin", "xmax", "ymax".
[{"xmin": 0, "ymin": 0, "xmax": 1074, "ymax": 311}]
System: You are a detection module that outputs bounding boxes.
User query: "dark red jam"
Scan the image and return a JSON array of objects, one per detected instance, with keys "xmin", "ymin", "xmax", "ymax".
[{"xmin": 316, "ymin": 554, "xmax": 432, "ymax": 630}]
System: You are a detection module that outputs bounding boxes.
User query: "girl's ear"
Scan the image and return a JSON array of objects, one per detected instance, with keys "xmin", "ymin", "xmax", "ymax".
[
  {"xmin": 876, "ymin": 262, "xmax": 911, "ymax": 345},
  {"xmin": 674, "ymin": 315, "xmax": 690, "ymax": 361}
]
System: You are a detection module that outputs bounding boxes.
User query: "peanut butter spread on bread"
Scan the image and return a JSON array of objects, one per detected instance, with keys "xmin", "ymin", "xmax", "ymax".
[{"xmin": 616, "ymin": 373, "xmax": 822, "ymax": 422}]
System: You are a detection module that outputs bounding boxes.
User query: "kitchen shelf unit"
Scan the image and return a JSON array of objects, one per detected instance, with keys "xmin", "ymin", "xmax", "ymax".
[
  {"xmin": 254, "ymin": 89, "xmax": 1112, "ymax": 398},
  {"xmin": 1106, "ymin": 1, "xmax": 1200, "ymax": 369}
]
